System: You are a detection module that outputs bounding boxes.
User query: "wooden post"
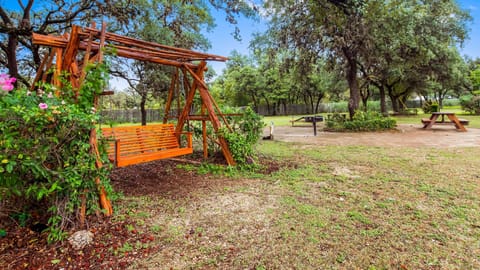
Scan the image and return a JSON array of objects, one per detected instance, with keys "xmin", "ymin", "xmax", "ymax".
[
  {"xmin": 163, "ymin": 69, "xmax": 178, "ymax": 123},
  {"xmin": 201, "ymin": 104, "xmax": 208, "ymax": 159},
  {"xmin": 90, "ymin": 22, "xmax": 113, "ymax": 216},
  {"xmin": 53, "ymin": 47, "xmax": 63, "ymax": 89},
  {"xmin": 30, "ymin": 52, "xmax": 51, "ymax": 91},
  {"xmin": 78, "ymin": 23, "xmax": 95, "ymax": 96},
  {"xmin": 62, "ymin": 25, "xmax": 80, "ymax": 90}
]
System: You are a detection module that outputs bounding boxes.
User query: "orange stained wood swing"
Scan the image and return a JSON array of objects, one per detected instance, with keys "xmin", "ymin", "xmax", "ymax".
[{"xmin": 31, "ymin": 22, "xmax": 237, "ymax": 216}]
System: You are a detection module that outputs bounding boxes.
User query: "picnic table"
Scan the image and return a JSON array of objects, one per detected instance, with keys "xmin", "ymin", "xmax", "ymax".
[
  {"xmin": 290, "ymin": 115, "xmax": 324, "ymax": 127},
  {"xmin": 421, "ymin": 112, "xmax": 468, "ymax": 132}
]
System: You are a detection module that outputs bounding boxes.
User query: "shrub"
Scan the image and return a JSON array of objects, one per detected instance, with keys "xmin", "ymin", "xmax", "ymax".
[
  {"xmin": 0, "ymin": 65, "xmax": 112, "ymax": 242},
  {"xmin": 218, "ymin": 107, "xmax": 265, "ymax": 166},
  {"xmin": 325, "ymin": 111, "xmax": 396, "ymax": 132},
  {"xmin": 422, "ymin": 100, "xmax": 439, "ymax": 113},
  {"xmin": 460, "ymin": 94, "xmax": 480, "ymax": 114}
]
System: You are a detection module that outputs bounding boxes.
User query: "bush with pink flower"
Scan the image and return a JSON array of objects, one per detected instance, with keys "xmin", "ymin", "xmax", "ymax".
[
  {"xmin": 0, "ymin": 74, "xmax": 16, "ymax": 92},
  {"xmin": 0, "ymin": 64, "xmax": 113, "ymax": 243}
]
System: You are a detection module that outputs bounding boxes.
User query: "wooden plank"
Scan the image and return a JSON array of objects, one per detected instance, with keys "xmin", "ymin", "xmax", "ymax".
[{"xmin": 117, "ymin": 148, "xmax": 193, "ymax": 167}]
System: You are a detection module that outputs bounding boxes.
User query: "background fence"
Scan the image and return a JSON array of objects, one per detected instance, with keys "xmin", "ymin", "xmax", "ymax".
[
  {"xmin": 100, "ymin": 109, "xmax": 163, "ymax": 123},
  {"xmin": 100, "ymin": 100, "xmax": 428, "ymax": 123}
]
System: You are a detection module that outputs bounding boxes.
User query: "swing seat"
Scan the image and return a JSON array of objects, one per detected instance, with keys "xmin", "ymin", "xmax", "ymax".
[{"xmin": 101, "ymin": 124, "xmax": 193, "ymax": 167}]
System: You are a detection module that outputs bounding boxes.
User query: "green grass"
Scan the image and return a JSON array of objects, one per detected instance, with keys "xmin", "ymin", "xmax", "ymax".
[{"xmin": 122, "ymin": 138, "xmax": 480, "ymax": 269}]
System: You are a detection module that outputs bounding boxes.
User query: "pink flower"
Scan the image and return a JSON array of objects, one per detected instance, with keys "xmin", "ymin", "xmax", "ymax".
[
  {"xmin": 39, "ymin": 103, "xmax": 48, "ymax": 110},
  {"xmin": 0, "ymin": 74, "xmax": 16, "ymax": 92}
]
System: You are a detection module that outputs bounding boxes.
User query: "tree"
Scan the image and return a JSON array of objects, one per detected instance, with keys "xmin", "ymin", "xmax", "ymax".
[
  {"xmin": 255, "ymin": 0, "xmax": 371, "ymax": 118},
  {"xmin": 471, "ymin": 67, "xmax": 480, "ymax": 92},
  {"xmin": 257, "ymin": 0, "xmax": 470, "ymax": 116},
  {"xmin": 0, "ymin": 0, "xmax": 257, "ymax": 89},
  {"xmin": 360, "ymin": 0, "xmax": 470, "ymax": 112},
  {"xmin": 0, "ymin": 0, "xmax": 137, "ymax": 86}
]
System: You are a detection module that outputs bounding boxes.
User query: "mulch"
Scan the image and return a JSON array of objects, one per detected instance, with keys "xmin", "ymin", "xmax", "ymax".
[{"xmin": 0, "ymin": 157, "xmax": 282, "ymax": 269}]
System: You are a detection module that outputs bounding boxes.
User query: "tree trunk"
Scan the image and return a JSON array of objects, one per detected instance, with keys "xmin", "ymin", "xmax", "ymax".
[
  {"xmin": 315, "ymin": 93, "xmax": 324, "ymax": 114},
  {"xmin": 303, "ymin": 94, "xmax": 310, "ymax": 114},
  {"xmin": 251, "ymin": 94, "xmax": 258, "ymax": 112},
  {"xmin": 389, "ymin": 93, "xmax": 399, "ymax": 113},
  {"xmin": 7, "ymin": 33, "xmax": 19, "ymax": 85},
  {"xmin": 263, "ymin": 95, "xmax": 271, "ymax": 115},
  {"xmin": 343, "ymin": 48, "xmax": 360, "ymax": 119},
  {"xmin": 140, "ymin": 95, "xmax": 147, "ymax": 126},
  {"xmin": 379, "ymin": 85, "xmax": 387, "ymax": 116}
]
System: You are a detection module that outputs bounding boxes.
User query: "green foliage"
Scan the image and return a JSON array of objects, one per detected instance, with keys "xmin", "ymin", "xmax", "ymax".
[
  {"xmin": 422, "ymin": 100, "xmax": 439, "ymax": 114},
  {"xmin": 218, "ymin": 107, "xmax": 265, "ymax": 166},
  {"xmin": 442, "ymin": 98, "xmax": 460, "ymax": 107},
  {"xmin": 0, "ymin": 65, "xmax": 112, "ymax": 242},
  {"xmin": 460, "ymin": 95, "xmax": 480, "ymax": 114},
  {"xmin": 325, "ymin": 111, "xmax": 396, "ymax": 132},
  {"xmin": 470, "ymin": 67, "xmax": 480, "ymax": 91}
]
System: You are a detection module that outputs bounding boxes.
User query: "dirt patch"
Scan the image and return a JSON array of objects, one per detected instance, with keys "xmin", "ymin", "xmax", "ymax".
[{"xmin": 267, "ymin": 124, "xmax": 480, "ymax": 148}]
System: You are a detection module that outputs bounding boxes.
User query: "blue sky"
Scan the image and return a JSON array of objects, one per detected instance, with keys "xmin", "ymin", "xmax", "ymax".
[
  {"xmin": 457, "ymin": 0, "xmax": 480, "ymax": 60},
  {"xmin": 205, "ymin": 0, "xmax": 480, "ymax": 75}
]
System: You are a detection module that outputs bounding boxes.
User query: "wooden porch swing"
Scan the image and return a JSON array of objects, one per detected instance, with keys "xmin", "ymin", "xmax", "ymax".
[{"xmin": 31, "ymin": 22, "xmax": 237, "ymax": 215}]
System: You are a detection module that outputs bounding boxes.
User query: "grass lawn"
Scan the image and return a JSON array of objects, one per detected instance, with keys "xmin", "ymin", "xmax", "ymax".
[{"xmin": 120, "ymin": 138, "xmax": 480, "ymax": 269}]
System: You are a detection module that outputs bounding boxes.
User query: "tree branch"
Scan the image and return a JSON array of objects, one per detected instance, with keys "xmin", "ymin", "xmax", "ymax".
[{"xmin": 0, "ymin": 6, "xmax": 12, "ymax": 26}]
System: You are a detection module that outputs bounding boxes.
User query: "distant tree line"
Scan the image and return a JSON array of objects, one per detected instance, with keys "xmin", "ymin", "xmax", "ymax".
[
  {"xmin": 214, "ymin": 0, "xmax": 479, "ymax": 117},
  {"xmin": 2, "ymin": 0, "xmax": 480, "ymax": 119}
]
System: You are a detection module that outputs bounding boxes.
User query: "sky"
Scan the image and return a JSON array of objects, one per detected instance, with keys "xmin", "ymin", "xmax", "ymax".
[
  {"xmin": 204, "ymin": 0, "xmax": 480, "ymax": 75},
  {"xmin": 457, "ymin": 0, "xmax": 480, "ymax": 60},
  {"xmin": 1, "ymin": 0, "xmax": 479, "ymax": 88}
]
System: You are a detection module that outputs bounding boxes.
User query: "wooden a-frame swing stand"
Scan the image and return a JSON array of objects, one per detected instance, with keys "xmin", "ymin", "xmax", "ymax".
[{"xmin": 31, "ymin": 22, "xmax": 236, "ymax": 217}]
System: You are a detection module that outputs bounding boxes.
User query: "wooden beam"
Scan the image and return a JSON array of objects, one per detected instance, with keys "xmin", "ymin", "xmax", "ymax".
[
  {"xmin": 53, "ymin": 47, "xmax": 63, "ymax": 89},
  {"xmin": 163, "ymin": 69, "xmax": 178, "ymax": 123},
  {"xmin": 62, "ymin": 25, "xmax": 80, "ymax": 76},
  {"xmin": 82, "ymin": 26, "xmax": 228, "ymax": 62},
  {"xmin": 98, "ymin": 22, "xmax": 107, "ymax": 63},
  {"xmin": 30, "ymin": 51, "xmax": 51, "ymax": 91},
  {"xmin": 175, "ymin": 65, "xmax": 202, "ymax": 135},
  {"xmin": 201, "ymin": 104, "xmax": 208, "ymax": 159},
  {"xmin": 32, "ymin": 31, "xmax": 220, "ymax": 68},
  {"xmin": 187, "ymin": 114, "xmax": 243, "ymax": 121},
  {"xmin": 183, "ymin": 62, "xmax": 236, "ymax": 166}
]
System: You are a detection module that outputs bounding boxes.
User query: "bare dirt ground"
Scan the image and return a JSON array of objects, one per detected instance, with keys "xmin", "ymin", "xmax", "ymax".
[{"xmin": 267, "ymin": 123, "xmax": 480, "ymax": 148}]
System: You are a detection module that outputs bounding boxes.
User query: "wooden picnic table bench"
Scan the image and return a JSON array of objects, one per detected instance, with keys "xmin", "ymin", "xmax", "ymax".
[
  {"xmin": 290, "ymin": 115, "xmax": 324, "ymax": 127},
  {"xmin": 421, "ymin": 112, "xmax": 468, "ymax": 132}
]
